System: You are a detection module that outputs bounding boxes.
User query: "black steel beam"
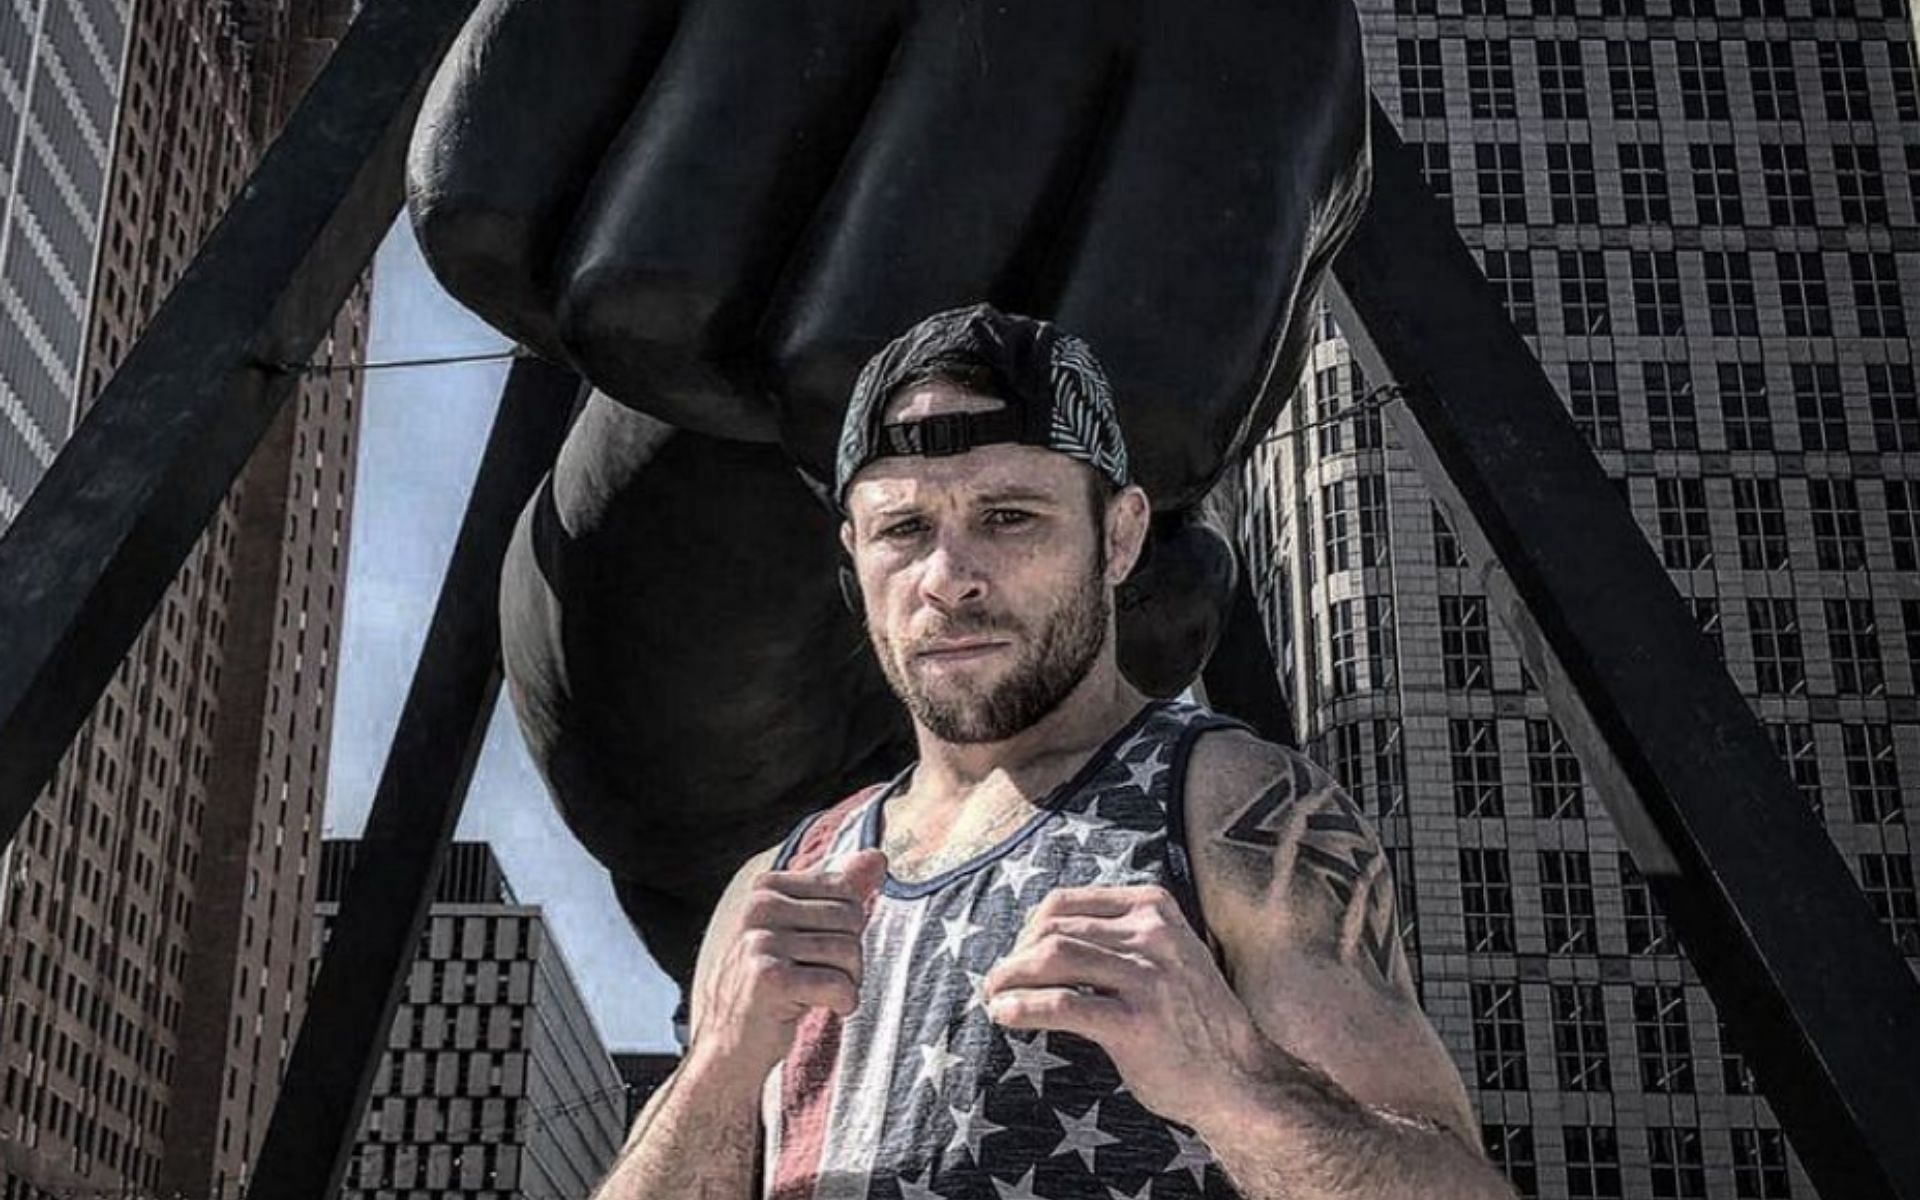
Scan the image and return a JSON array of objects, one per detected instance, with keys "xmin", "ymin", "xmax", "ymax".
[
  {"xmin": 1329, "ymin": 99, "xmax": 1920, "ymax": 1200},
  {"xmin": 250, "ymin": 357, "xmax": 582, "ymax": 1200},
  {"xmin": 0, "ymin": 0, "xmax": 480, "ymax": 852},
  {"xmin": 1202, "ymin": 563, "xmax": 1298, "ymax": 749}
]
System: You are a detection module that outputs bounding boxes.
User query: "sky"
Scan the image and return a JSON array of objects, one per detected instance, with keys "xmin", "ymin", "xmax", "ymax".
[{"xmin": 321, "ymin": 218, "xmax": 680, "ymax": 1052}]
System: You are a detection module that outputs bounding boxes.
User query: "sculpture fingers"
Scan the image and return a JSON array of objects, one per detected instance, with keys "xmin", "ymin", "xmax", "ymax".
[
  {"xmin": 407, "ymin": 0, "xmax": 680, "ymax": 359},
  {"xmin": 555, "ymin": 0, "xmax": 905, "ymax": 442}
]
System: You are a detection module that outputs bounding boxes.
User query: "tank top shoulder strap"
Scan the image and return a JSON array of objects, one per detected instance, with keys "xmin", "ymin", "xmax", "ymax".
[
  {"xmin": 772, "ymin": 784, "xmax": 890, "ymax": 872},
  {"xmin": 1162, "ymin": 706, "xmax": 1260, "ymax": 954}
]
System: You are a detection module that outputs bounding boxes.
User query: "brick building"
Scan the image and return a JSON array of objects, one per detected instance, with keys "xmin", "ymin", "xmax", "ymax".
[
  {"xmin": 1240, "ymin": 3, "xmax": 1918, "ymax": 1198},
  {"xmin": 0, "ymin": 2, "xmax": 366, "ymax": 1196}
]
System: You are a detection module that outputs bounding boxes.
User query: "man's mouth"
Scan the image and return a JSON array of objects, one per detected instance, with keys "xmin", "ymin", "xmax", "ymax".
[{"xmin": 914, "ymin": 639, "xmax": 1010, "ymax": 662}]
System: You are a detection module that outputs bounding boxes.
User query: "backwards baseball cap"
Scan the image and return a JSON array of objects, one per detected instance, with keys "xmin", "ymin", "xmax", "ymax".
[{"xmin": 833, "ymin": 303, "xmax": 1132, "ymax": 512}]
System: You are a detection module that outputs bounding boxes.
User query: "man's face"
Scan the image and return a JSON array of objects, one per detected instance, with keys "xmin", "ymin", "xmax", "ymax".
[{"xmin": 842, "ymin": 382, "xmax": 1119, "ymax": 744}]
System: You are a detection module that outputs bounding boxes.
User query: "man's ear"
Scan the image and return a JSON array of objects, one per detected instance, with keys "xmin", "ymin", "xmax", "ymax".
[
  {"xmin": 838, "ymin": 520, "xmax": 864, "ymax": 619},
  {"xmin": 1105, "ymin": 485, "xmax": 1152, "ymax": 584}
]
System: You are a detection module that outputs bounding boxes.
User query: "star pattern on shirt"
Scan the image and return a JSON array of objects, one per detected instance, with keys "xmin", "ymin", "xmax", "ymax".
[
  {"xmin": 946, "ymin": 1092, "xmax": 1007, "ymax": 1165},
  {"xmin": 1108, "ymin": 1182, "xmax": 1154, "ymax": 1200},
  {"xmin": 991, "ymin": 1166, "xmax": 1049, "ymax": 1200},
  {"xmin": 938, "ymin": 914, "xmax": 982, "ymax": 960},
  {"xmin": 1163, "ymin": 1125, "xmax": 1214, "ymax": 1186},
  {"xmin": 994, "ymin": 847, "xmax": 1047, "ymax": 900},
  {"xmin": 1051, "ymin": 1100, "xmax": 1121, "ymax": 1170},
  {"xmin": 999, "ymin": 1030, "xmax": 1070, "ymax": 1094},
  {"xmin": 1046, "ymin": 811, "xmax": 1100, "ymax": 846},
  {"xmin": 1119, "ymin": 743, "xmax": 1170, "ymax": 795},
  {"xmin": 898, "ymin": 1167, "xmax": 947, "ymax": 1200},
  {"xmin": 915, "ymin": 1028, "xmax": 965, "ymax": 1093},
  {"xmin": 1090, "ymin": 847, "xmax": 1135, "ymax": 884},
  {"xmin": 964, "ymin": 968, "xmax": 992, "ymax": 1014}
]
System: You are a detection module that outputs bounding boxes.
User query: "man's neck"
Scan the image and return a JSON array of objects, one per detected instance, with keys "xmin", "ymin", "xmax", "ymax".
[{"xmin": 906, "ymin": 661, "xmax": 1150, "ymax": 804}]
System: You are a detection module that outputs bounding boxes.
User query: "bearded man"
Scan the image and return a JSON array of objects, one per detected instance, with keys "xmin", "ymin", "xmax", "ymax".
[{"xmin": 592, "ymin": 306, "xmax": 1518, "ymax": 1200}]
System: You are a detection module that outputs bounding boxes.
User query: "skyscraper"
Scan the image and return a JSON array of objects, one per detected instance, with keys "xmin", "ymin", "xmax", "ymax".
[
  {"xmin": 0, "ymin": 0, "xmax": 132, "ymax": 527},
  {"xmin": 1242, "ymin": 3, "xmax": 1917, "ymax": 1198},
  {"xmin": 316, "ymin": 841, "xmax": 628, "ymax": 1200},
  {"xmin": 0, "ymin": 2, "xmax": 366, "ymax": 1196}
]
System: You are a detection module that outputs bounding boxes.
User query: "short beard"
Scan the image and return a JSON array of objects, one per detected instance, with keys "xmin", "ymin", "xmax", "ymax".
[{"xmin": 876, "ymin": 540, "xmax": 1111, "ymax": 745}]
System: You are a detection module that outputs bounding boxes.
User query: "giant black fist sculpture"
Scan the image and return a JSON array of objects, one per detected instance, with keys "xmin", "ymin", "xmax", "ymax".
[{"xmin": 407, "ymin": 0, "xmax": 1370, "ymax": 987}]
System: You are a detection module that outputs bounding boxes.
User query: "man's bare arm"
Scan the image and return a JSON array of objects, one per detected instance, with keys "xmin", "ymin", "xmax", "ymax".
[
  {"xmin": 591, "ymin": 845, "xmax": 887, "ymax": 1200},
  {"xmin": 1185, "ymin": 729, "xmax": 1515, "ymax": 1200},
  {"xmin": 590, "ymin": 847, "xmax": 776, "ymax": 1200}
]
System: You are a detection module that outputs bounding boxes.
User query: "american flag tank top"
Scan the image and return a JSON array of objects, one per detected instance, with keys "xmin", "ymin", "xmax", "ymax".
[{"xmin": 759, "ymin": 699, "xmax": 1250, "ymax": 1200}]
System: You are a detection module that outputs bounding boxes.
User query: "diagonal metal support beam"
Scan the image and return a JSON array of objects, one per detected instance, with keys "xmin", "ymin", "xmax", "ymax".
[
  {"xmin": 251, "ymin": 357, "xmax": 583, "ymax": 1200},
  {"xmin": 0, "ymin": 0, "xmax": 480, "ymax": 851},
  {"xmin": 1329, "ymin": 99, "xmax": 1920, "ymax": 1200}
]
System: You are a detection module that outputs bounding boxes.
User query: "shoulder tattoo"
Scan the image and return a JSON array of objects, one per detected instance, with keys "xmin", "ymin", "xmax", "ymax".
[{"xmin": 1216, "ymin": 751, "xmax": 1404, "ymax": 985}]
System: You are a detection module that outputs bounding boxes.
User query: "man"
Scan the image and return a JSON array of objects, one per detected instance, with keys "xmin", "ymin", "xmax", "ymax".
[{"xmin": 594, "ymin": 306, "xmax": 1517, "ymax": 1200}]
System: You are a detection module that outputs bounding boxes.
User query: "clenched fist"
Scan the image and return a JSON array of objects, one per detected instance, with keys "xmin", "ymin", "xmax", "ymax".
[
  {"xmin": 689, "ymin": 849, "xmax": 890, "ymax": 1091},
  {"xmin": 983, "ymin": 884, "xmax": 1269, "ymax": 1130}
]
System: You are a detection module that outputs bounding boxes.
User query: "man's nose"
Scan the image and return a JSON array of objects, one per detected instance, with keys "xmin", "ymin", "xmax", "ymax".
[{"xmin": 918, "ymin": 532, "xmax": 989, "ymax": 609}]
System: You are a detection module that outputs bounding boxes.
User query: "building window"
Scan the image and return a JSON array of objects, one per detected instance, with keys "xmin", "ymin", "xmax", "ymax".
[
  {"xmin": 1634, "ymin": 985, "xmax": 1695, "ymax": 1094},
  {"xmin": 1527, "ymin": 718, "xmax": 1583, "ymax": 819},
  {"xmin": 1759, "ymin": 143, "xmax": 1815, "ymax": 225},
  {"xmin": 1676, "ymin": 41, "xmax": 1729, "ymax": 119},
  {"xmin": 1868, "ymin": 364, "xmax": 1919, "ymax": 451},
  {"xmin": 1567, "ymin": 362, "xmax": 1623, "ymax": 450},
  {"xmin": 1732, "ymin": 479, "xmax": 1788, "ymax": 570},
  {"xmin": 1324, "ymin": 721, "xmax": 1363, "ymax": 793},
  {"xmin": 1704, "ymin": 253, "xmax": 1759, "ymax": 337},
  {"xmin": 1833, "ymin": 144, "xmax": 1888, "ymax": 226},
  {"xmin": 1482, "ymin": 1122, "xmax": 1538, "ymax": 1198},
  {"xmin": 1482, "ymin": 249, "xmax": 1538, "ymax": 336},
  {"xmin": 1537, "ymin": 40, "xmax": 1588, "ymax": 119},
  {"xmin": 1461, "ymin": 848, "xmax": 1515, "ymax": 951},
  {"xmin": 1540, "ymin": 851, "xmax": 1597, "ymax": 955},
  {"xmin": 1433, "ymin": 504, "xmax": 1468, "ymax": 568},
  {"xmin": 1619, "ymin": 143, "xmax": 1671, "ymax": 224},
  {"xmin": 1546, "ymin": 143, "xmax": 1600, "ymax": 225},
  {"xmin": 1563, "ymin": 1126, "xmax": 1623, "ymax": 1200},
  {"xmin": 1791, "ymin": 363, "xmax": 1848, "ymax": 452},
  {"xmin": 1470, "ymin": 983, "xmax": 1528, "ymax": 1090},
  {"xmin": 1451, "ymin": 720, "xmax": 1505, "ymax": 819},
  {"xmin": 1398, "ymin": 39, "xmax": 1446, "ymax": 119},
  {"xmin": 1842, "ymin": 723, "xmax": 1903, "ymax": 826},
  {"xmin": 1809, "ymin": 478, "xmax": 1866, "ymax": 570},
  {"xmin": 1621, "ymin": 853, "xmax": 1675, "ymax": 955},
  {"xmin": 1655, "ymin": 477, "xmax": 1713, "ymax": 570},
  {"xmin": 1851, "ymin": 252, "xmax": 1907, "ymax": 339},
  {"xmin": 1440, "ymin": 596, "xmax": 1493, "ymax": 692},
  {"xmin": 1355, "ymin": 475, "xmax": 1390, "ymax": 566},
  {"xmin": 1817, "ymin": 40, "xmax": 1873, "ymax": 123},
  {"xmin": 1551, "ymin": 984, "xmax": 1611, "ymax": 1092},
  {"xmin": 1721, "ymin": 1018, "xmax": 1759, "ymax": 1095},
  {"xmin": 1748, "ymin": 41, "xmax": 1801, "ymax": 121},
  {"xmin": 1329, "ymin": 599, "xmax": 1358, "ymax": 698},
  {"xmin": 1349, "ymin": 362, "xmax": 1383, "ymax": 449},
  {"xmin": 1631, "ymin": 251, "xmax": 1685, "ymax": 336},
  {"xmin": 1360, "ymin": 595, "xmax": 1397, "ymax": 692},
  {"xmin": 1748, "ymin": 599, "xmax": 1806, "ymax": 695},
  {"xmin": 1644, "ymin": 363, "xmax": 1698, "ymax": 451},
  {"xmin": 1906, "ymin": 600, "xmax": 1920, "ymax": 686},
  {"xmin": 1826, "ymin": 599, "xmax": 1884, "ymax": 696},
  {"xmin": 1890, "ymin": 38, "xmax": 1920, "ymax": 120},
  {"xmin": 1413, "ymin": 140, "xmax": 1452, "ymax": 200},
  {"xmin": 1775, "ymin": 252, "xmax": 1832, "ymax": 337},
  {"xmin": 1858, "ymin": 853, "xmax": 1920, "ymax": 955},
  {"xmin": 1477, "ymin": 143, "xmax": 1528, "ymax": 225},
  {"xmin": 1691, "ymin": 596, "xmax": 1724, "ymax": 660},
  {"xmin": 1648, "ymin": 1126, "xmax": 1707, "ymax": 1198},
  {"xmin": 1465, "ymin": 39, "xmax": 1517, "ymax": 119},
  {"xmin": 1690, "ymin": 144, "xmax": 1744, "ymax": 226},
  {"xmin": 1718, "ymin": 363, "xmax": 1772, "ymax": 450},
  {"xmin": 1731, "ymin": 1128, "xmax": 1792, "ymax": 1200},
  {"xmin": 1372, "ymin": 718, "xmax": 1406, "ymax": 817},
  {"xmin": 1322, "ymin": 481, "xmax": 1351, "ymax": 575},
  {"xmin": 1607, "ymin": 41, "xmax": 1659, "ymax": 120},
  {"xmin": 1889, "ymin": 480, "xmax": 1920, "ymax": 571},
  {"xmin": 1559, "ymin": 251, "xmax": 1612, "ymax": 338},
  {"xmin": 1767, "ymin": 721, "xmax": 1824, "ymax": 816}
]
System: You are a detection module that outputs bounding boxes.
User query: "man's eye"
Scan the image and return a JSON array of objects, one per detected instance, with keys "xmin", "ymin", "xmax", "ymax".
[
  {"xmin": 984, "ymin": 509, "xmax": 1035, "ymax": 528},
  {"xmin": 878, "ymin": 519, "xmax": 926, "ymax": 540}
]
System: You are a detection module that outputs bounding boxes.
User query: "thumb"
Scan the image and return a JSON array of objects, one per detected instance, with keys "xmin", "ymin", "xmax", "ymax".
[{"xmin": 835, "ymin": 848, "xmax": 890, "ymax": 901}]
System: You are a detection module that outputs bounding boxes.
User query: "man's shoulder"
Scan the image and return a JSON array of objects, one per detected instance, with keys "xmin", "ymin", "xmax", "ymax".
[{"xmin": 1178, "ymin": 720, "xmax": 1337, "ymax": 835}]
